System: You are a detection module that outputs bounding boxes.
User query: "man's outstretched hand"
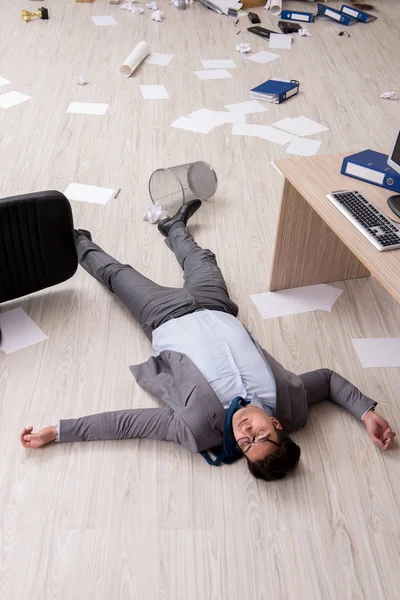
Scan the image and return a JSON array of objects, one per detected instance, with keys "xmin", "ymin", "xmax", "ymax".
[
  {"xmin": 362, "ymin": 410, "xmax": 396, "ymax": 450},
  {"xmin": 20, "ymin": 426, "xmax": 56, "ymax": 449}
]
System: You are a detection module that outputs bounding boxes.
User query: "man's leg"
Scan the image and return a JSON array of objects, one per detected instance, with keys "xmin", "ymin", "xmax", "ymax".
[
  {"xmin": 76, "ymin": 232, "xmax": 198, "ymax": 339},
  {"xmin": 164, "ymin": 223, "xmax": 238, "ymax": 316}
]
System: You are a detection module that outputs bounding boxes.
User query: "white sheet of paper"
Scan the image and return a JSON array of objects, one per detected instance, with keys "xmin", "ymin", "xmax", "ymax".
[
  {"xmin": 201, "ymin": 59, "xmax": 237, "ymax": 69},
  {"xmin": 139, "ymin": 85, "xmax": 169, "ymax": 99},
  {"xmin": 232, "ymin": 123, "xmax": 296, "ymax": 145},
  {"xmin": 0, "ymin": 76, "xmax": 11, "ymax": 87},
  {"xmin": 0, "ymin": 91, "xmax": 31, "ymax": 109},
  {"xmin": 269, "ymin": 33, "xmax": 292, "ymax": 49},
  {"xmin": 0, "ymin": 308, "xmax": 47, "ymax": 354},
  {"xmin": 64, "ymin": 183, "xmax": 115, "ymax": 205},
  {"xmin": 91, "ymin": 16, "xmax": 117, "ymax": 26},
  {"xmin": 352, "ymin": 338, "xmax": 400, "ymax": 368},
  {"xmin": 67, "ymin": 102, "xmax": 109, "ymax": 115},
  {"xmin": 145, "ymin": 53, "xmax": 174, "ymax": 66},
  {"xmin": 286, "ymin": 138, "xmax": 321, "ymax": 156},
  {"xmin": 246, "ymin": 51, "xmax": 280, "ymax": 64},
  {"xmin": 231, "ymin": 123, "xmax": 266, "ymax": 138},
  {"xmin": 251, "ymin": 285, "xmax": 343, "ymax": 319},
  {"xmin": 194, "ymin": 69, "xmax": 233, "ymax": 80},
  {"xmin": 170, "ymin": 116, "xmax": 215, "ymax": 134},
  {"xmin": 225, "ymin": 100, "xmax": 267, "ymax": 115},
  {"xmin": 272, "ymin": 116, "xmax": 329, "ymax": 137},
  {"xmin": 188, "ymin": 108, "xmax": 245, "ymax": 127}
]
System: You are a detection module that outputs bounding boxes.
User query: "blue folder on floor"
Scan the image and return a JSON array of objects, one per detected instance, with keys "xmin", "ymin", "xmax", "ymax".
[
  {"xmin": 281, "ymin": 9, "xmax": 315, "ymax": 23},
  {"xmin": 250, "ymin": 79, "xmax": 300, "ymax": 104},
  {"xmin": 317, "ymin": 3, "xmax": 357, "ymax": 25},
  {"xmin": 340, "ymin": 4, "xmax": 377, "ymax": 23}
]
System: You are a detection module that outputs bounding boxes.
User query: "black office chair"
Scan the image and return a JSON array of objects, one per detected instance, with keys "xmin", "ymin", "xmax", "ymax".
[{"xmin": 0, "ymin": 191, "xmax": 78, "ymax": 343}]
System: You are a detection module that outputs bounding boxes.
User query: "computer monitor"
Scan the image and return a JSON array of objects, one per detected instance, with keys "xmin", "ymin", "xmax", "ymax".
[{"xmin": 387, "ymin": 128, "xmax": 400, "ymax": 174}]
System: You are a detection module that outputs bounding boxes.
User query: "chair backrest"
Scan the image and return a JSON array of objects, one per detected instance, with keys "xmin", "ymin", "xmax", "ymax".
[{"xmin": 0, "ymin": 191, "xmax": 78, "ymax": 303}]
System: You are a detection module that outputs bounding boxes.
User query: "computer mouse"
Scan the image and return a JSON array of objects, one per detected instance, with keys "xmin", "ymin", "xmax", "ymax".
[{"xmin": 387, "ymin": 194, "xmax": 400, "ymax": 219}]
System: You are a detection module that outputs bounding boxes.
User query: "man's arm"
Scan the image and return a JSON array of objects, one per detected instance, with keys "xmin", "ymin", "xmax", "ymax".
[
  {"xmin": 20, "ymin": 408, "xmax": 198, "ymax": 451},
  {"xmin": 300, "ymin": 368, "xmax": 396, "ymax": 449},
  {"xmin": 300, "ymin": 368, "xmax": 376, "ymax": 419}
]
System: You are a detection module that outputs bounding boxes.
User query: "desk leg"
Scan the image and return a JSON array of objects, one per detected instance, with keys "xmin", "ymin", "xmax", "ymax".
[{"xmin": 269, "ymin": 179, "xmax": 370, "ymax": 291}]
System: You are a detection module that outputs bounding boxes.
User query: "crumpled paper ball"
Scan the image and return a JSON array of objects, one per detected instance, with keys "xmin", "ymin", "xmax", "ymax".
[
  {"xmin": 236, "ymin": 42, "xmax": 251, "ymax": 53},
  {"xmin": 380, "ymin": 91, "xmax": 398, "ymax": 101},
  {"xmin": 143, "ymin": 203, "xmax": 168, "ymax": 224}
]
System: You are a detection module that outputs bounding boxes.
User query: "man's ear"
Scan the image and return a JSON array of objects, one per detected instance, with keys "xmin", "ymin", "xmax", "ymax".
[{"xmin": 271, "ymin": 417, "xmax": 283, "ymax": 430}]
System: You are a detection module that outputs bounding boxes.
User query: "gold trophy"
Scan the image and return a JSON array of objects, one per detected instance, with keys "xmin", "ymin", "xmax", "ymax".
[{"xmin": 21, "ymin": 7, "xmax": 49, "ymax": 21}]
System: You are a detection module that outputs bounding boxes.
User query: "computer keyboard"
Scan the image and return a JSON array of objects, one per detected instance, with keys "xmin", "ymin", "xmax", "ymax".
[{"xmin": 326, "ymin": 190, "xmax": 400, "ymax": 251}]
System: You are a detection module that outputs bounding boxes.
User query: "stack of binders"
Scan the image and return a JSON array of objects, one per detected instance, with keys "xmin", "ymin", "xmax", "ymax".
[
  {"xmin": 250, "ymin": 78, "xmax": 300, "ymax": 105},
  {"xmin": 317, "ymin": 4, "xmax": 377, "ymax": 26}
]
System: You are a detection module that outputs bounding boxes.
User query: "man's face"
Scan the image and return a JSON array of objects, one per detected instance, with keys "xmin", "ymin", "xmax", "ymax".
[{"xmin": 232, "ymin": 406, "xmax": 282, "ymax": 462}]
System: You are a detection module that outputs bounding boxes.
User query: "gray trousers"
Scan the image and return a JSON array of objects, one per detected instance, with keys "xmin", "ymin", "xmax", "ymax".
[{"xmin": 76, "ymin": 223, "xmax": 239, "ymax": 340}]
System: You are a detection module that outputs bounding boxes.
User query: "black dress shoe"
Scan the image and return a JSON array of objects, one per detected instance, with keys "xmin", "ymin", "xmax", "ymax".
[
  {"xmin": 158, "ymin": 199, "xmax": 202, "ymax": 237},
  {"xmin": 74, "ymin": 228, "xmax": 92, "ymax": 242}
]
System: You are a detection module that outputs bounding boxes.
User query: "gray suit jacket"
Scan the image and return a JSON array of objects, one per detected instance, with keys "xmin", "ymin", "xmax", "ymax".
[{"xmin": 59, "ymin": 336, "xmax": 377, "ymax": 451}]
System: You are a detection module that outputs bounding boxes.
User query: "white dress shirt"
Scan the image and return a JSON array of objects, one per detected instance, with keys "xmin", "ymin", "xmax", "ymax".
[{"xmin": 152, "ymin": 309, "xmax": 277, "ymax": 415}]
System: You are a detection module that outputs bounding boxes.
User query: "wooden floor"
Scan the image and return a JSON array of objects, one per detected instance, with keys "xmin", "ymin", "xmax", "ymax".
[{"xmin": 1, "ymin": 1, "xmax": 400, "ymax": 598}]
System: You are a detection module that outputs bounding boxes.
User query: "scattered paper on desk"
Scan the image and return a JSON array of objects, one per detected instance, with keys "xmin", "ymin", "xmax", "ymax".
[
  {"xmin": 0, "ymin": 91, "xmax": 31, "ymax": 109},
  {"xmin": 352, "ymin": 338, "xmax": 400, "ymax": 368},
  {"xmin": 145, "ymin": 53, "xmax": 174, "ymax": 66},
  {"xmin": 251, "ymin": 284, "xmax": 343, "ymax": 320},
  {"xmin": 194, "ymin": 69, "xmax": 233, "ymax": 80},
  {"xmin": 140, "ymin": 84, "xmax": 169, "ymax": 99},
  {"xmin": 91, "ymin": 16, "xmax": 117, "ymax": 26},
  {"xmin": 64, "ymin": 183, "xmax": 116, "ymax": 205},
  {"xmin": 0, "ymin": 308, "xmax": 47, "ymax": 355},
  {"xmin": 246, "ymin": 50, "xmax": 280, "ymax": 64},
  {"xmin": 269, "ymin": 33, "xmax": 292, "ymax": 50},
  {"xmin": 0, "ymin": 76, "xmax": 11, "ymax": 87},
  {"xmin": 201, "ymin": 59, "xmax": 237, "ymax": 69},
  {"xmin": 286, "ymin": 138, "xmax": 321, "ymax": 156},
  {"xmin": 67, "ymin": 102, "xmax": 109, "ymax": 115},
  {"xmin": 232, "ymin": 123, "xmax": 296, "ymax": 145},
  {"xmin": 272, "ymin": 116, "xmax": 329, "ymax": 137},
  {"xmin": 171, "ymin": 116, "xmax": 215, "ymax": 134},
  {"xmin": 225, "ymin": 100, "xmax": 267, "ymax": 115}
]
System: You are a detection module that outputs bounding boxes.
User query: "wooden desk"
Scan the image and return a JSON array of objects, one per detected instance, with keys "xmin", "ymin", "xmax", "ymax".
[{"xmin": 270, "ymin": 152, "xmax": 400, "ymax": 303}]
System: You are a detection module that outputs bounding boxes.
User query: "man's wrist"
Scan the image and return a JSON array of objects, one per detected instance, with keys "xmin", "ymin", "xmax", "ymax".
[{"xmin": 361, "ymin": 406, "xmax": 375, "ymax": 423}]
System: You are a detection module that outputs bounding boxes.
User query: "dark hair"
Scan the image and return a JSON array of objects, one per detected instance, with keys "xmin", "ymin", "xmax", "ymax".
[{"xmin": 246, "ymin": 430, "xmax": 301, "ymax": 481}]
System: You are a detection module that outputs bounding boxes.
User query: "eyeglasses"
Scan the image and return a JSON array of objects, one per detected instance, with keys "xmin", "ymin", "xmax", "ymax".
[{"xmin": 236, "ymin": 433, "xmax": 281, "ymax": 455}]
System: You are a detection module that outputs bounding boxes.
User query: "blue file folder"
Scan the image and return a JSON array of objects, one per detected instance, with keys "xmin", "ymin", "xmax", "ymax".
[
  {"xmin": 341, "ymin": 150, "xmax": 400, "ymax": 194},
  {"xmin": 317, "ymin": 3, "xmax": 357, "ymax": 25},
  {"xmin": 280, "ymin": 9, "xmax": 315, "ymax": 23},
  {"xmin": 340, "ymin": 4, "xmax": 377, "ymax": 23},
  {"xmin": 250, "ymin": 79, "xmax": 300, "ymax": 104}
]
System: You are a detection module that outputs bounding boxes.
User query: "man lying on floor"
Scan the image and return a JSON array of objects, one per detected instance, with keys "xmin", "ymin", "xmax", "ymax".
[{"xmin": 20, "ymin": 200, "xmax": 396, "ymax": 481}]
